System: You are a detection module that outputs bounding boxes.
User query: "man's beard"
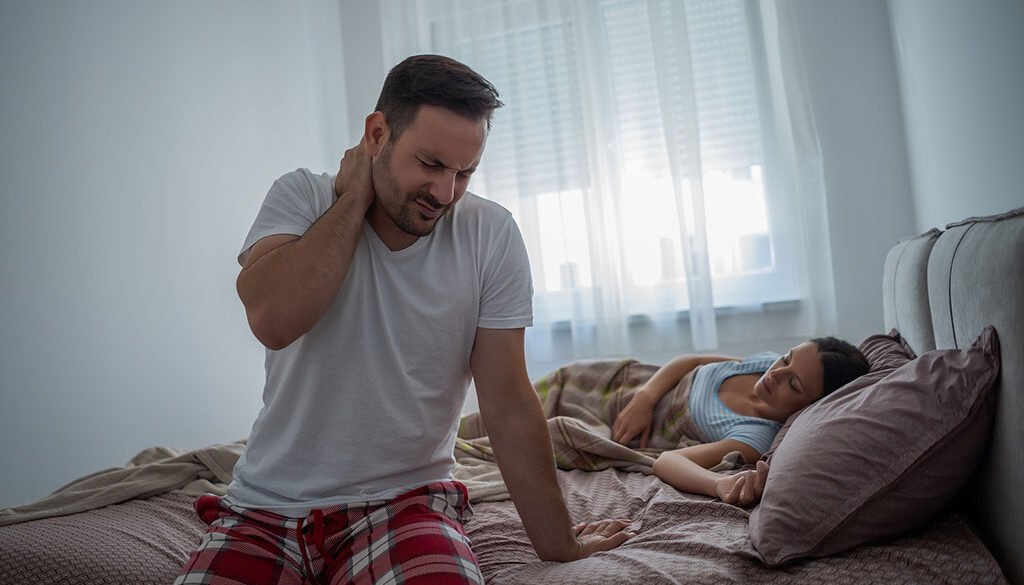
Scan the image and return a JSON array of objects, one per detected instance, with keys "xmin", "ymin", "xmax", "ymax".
[{"xmin": 372, "ymin": 145, "xmax": 449, "ymax": 238}]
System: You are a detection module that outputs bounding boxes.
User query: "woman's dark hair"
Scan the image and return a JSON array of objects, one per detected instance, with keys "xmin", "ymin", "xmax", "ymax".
[
  {"xmin": 811, "ymin": 336, "xmax": 870, "ymax": 396},
  {"xmin": 375, "ymin": 54, "xmax": 503, "ymax": 141}
]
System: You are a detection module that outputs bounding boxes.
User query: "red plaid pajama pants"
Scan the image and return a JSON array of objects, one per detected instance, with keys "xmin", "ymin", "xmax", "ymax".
[{"xmin": 173, "ymin": 480, "xmax": 483, "ymax": 585}]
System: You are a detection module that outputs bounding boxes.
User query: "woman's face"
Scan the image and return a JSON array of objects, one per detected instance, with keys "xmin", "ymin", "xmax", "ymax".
[{"xmin": 754, "ymin": 341, "xmax": 825, "ymax": 420}]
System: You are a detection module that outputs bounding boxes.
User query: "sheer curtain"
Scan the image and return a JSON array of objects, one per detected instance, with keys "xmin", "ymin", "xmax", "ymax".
[{"xmin": 378, "ymin": 0, "xmax": 836, "ymax": 364}]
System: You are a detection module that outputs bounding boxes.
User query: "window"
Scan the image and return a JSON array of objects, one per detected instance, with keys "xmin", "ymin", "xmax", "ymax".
[{"xmin": 380, "ymin": 0, "xmax": 830, "ymax": 355}]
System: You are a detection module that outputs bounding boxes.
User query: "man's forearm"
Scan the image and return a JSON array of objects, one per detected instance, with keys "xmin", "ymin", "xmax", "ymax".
[
  {"xmin": 481, "ymin": 386, "xmax": 578, "ymax": 561},
  {"xmin": 237, "ymin": 193, "xmax": 368, "ymax": 349}
]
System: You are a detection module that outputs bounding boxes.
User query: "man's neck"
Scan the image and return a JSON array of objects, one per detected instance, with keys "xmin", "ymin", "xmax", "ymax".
[{"xmin": 366, "ymin": 203, "xmax": 420, "ymax": 251}]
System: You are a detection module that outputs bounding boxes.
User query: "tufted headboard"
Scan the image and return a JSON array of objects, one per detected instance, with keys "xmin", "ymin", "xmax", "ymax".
[{"xmin": 882, "ymin": 206, "xmax": 1024, "ymax": 585}]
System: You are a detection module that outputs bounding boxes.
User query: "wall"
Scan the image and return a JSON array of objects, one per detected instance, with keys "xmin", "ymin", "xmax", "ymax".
[
  {"xmin": 339, "ymin": 0, "xmax": 387, "ymax": 144},
  {"xmin": 787, "ymin": 0, "xmax": 916, "ymax": 347},
  {"xmin": 888, "ymin": 0, "xmax": 1024, "ymax": 231},
  {"xmin": 0, "ymin": 0, "xmax": 348, "ymax": 508}
]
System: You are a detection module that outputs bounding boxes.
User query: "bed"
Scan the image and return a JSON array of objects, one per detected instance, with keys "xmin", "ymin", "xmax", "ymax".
[{"xmin": 2, "ymin": 206, "xmax": 1021, "ymax": 585}]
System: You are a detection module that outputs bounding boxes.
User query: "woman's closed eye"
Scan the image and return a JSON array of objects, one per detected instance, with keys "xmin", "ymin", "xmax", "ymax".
[{"xmin": 782, "ymin": 352, "xmax": 802, "ymax": 392}]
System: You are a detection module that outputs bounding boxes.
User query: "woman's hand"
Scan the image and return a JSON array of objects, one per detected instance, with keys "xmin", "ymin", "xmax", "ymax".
[
  {"xmin": 611, "ymin": 389, "xmax": 657, "ymax": 448},
  {"xmin": 714, "ymin": 460, "xmax": 769, "ymax": 507}
]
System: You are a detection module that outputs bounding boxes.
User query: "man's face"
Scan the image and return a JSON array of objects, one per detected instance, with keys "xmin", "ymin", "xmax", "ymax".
[{"xmin": 368, "ymin": 105, "xmax": 487, "ymax": 250}]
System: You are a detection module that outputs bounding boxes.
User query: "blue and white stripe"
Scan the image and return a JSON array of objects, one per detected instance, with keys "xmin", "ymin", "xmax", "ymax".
[{"xmin": 688, "ymin": 352, "xmax": 783, "ymax": 454}]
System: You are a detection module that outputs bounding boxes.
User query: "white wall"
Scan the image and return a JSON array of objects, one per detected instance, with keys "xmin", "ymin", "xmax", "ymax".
[
  {"xmin": 339, "ymin": 0, "xmax": 387, "ymax": 144},
  {"xmin": 888, "ymin": 0, "xmax": 1024, "ymax": 230},
  {"xmin": 0, "ymin": 0, "xmax": 348, "ymax": 508},
  {"xmin": 787, "ymin": 0, "xmax": 916, "ymax": 346}
]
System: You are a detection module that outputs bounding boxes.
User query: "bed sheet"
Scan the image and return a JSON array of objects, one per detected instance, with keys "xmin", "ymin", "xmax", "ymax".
[
  {"xmin": 0, "ymin": 491, "xmax": 201, "ymax": 585},
  {"xmin": 469, "ymin": 468, "xmax": 1008, "ymax": 585},
  {"xmin": 0, "ymin": 469, "xmax": 1006, "ymax": 585}
]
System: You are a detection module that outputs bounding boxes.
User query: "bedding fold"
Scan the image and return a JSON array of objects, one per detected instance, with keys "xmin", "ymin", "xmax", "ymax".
[
  {"xmin": 453, "ymin": 358, "xmax": 746, "ymax": 502},
  {"xmin": 0, "ymin": 440, "xmax": 246, "ymax": 526}
]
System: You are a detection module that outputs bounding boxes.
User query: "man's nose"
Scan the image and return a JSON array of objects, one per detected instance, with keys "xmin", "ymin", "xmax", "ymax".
[{"xmin": 430, "ymin": 171, "xmax": 457, "ymax": 205}]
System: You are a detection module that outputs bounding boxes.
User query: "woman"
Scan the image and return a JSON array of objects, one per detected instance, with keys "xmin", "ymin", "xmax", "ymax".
[{"xmin": 611, "ymin": 337, "xmax": 868, "ymax": 507}]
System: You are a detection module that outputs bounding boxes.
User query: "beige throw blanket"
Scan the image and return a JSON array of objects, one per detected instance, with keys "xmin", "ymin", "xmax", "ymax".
[{"xmin": 0, "ymin": 441, "xmax": 246, "ymax": 526}]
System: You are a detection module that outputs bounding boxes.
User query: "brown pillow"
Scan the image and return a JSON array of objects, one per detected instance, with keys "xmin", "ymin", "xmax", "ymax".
[
  {"xmin": 762, "ymin": 330, "xmax": 917, "ymax": 459},
  {"xmin": 749, "ymin": 326, "xmax": 1000, "ymax": 566}
]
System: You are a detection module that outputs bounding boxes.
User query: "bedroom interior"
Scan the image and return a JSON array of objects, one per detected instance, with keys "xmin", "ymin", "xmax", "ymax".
[{"xmin": 1, "ymin": 0, "xmax": 1022, "ymax": 583}]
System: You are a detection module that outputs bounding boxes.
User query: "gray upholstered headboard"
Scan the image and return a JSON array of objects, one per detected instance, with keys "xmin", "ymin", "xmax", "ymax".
[{"xmin": 882, "ymin": 206, "xmax": 1024, "ymax": 585}]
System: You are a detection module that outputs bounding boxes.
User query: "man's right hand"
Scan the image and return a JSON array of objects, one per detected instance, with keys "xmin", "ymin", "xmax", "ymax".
[
  {"xmin": 238, "ymin": 140, "xmax": 380, "ymax": 350},
  {"xmin": 334, "ymin": 138, "xmax": 376, "ymax": 212}
]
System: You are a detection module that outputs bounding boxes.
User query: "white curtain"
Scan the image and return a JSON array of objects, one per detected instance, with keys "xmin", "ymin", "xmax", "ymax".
[{"xmin": 378, "ymin": 0, "xmax": 836, "ymax": 364}]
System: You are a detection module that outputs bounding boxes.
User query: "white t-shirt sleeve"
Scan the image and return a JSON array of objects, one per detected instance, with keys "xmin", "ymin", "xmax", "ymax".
[
  {"xmin": 238, "ymin": 169, "xmax": 334, "ymax": 265},
  {"xmin": 477, "ymin": 214, "xmax": 534, "ymax": 329}
]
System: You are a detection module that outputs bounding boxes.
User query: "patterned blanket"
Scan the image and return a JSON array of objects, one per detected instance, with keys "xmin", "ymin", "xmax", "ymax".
[
  {"xmin": 453, "ymin": 359, "xmax": 729, "ymax": 502},
  {"xmin": 1, "ymin": 473, "xmax": 1007, "ymax": 585}
]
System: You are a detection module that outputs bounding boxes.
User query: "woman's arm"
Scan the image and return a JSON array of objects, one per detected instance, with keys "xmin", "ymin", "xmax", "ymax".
[
  {"xmin": 652, "ymin": 440, "xmax": 768, "ymax": 506},
  {"xmin": 611, "ymin": 354, "xmax": 737, "ymax": 447}
]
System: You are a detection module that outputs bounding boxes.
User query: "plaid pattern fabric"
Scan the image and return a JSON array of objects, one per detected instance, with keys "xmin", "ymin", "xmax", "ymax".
[
  {"xmin": 173, "ymin": 481, "xmax": 483, "ymax": 585},
  {"xmin": 457, "ymin": 359, "xmax": 705, "ymax": 474}
]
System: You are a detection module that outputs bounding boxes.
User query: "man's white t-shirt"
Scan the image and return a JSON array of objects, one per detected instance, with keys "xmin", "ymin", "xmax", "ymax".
[{"xmin": 226, "ymin": 168, "xmax": 533, "ymax": 517}]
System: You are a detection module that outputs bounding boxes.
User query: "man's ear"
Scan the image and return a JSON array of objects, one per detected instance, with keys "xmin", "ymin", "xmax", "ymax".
[{"xmin": 364, "ymin": 111, "xmax": 388, "ymax": 156}]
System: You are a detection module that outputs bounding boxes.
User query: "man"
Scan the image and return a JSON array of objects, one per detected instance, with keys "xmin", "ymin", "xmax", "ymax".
[{"xmin": 174, "ymin": 55, "xmax": 633, "ymax": 585}]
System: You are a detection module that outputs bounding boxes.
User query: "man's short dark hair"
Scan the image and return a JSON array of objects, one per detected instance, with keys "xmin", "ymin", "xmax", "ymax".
[{"xmin": 374, "ymin": 54, "xmax": 503, "ymax": 141}]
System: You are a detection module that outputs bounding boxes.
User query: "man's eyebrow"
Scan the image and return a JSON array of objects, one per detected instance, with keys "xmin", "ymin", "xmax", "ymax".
[{"xmin": 416, "ymin": 151, "xmax": 476, "ymax": 174}]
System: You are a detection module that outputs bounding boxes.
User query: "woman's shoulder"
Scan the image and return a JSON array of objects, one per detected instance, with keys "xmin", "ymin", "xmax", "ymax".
[
  {"xmin": 742, "ymin": 351, "xmax": 781, "ymax": 364},
  {"xmin": 697, "ymin": 353, "xmax": 771, "ymax": 377}
]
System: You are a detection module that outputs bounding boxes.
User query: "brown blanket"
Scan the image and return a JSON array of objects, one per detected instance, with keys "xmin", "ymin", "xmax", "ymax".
[
  {"xmin": 466, "ymin": 467, "xmax": 1008, "ymax": 585},
  {"xmin": 452, "ymin": 359, "xmax": 748, "ymax": 502},
  {"xmin": 0, "ymin": 469, "xmax": 1007, "ymax": 585},
  {"xmin": 457, "ymin": 359, "xmax": 704, "ymax": 472},
  {"xmin": 0, "ymin": 441, "xmax": 245, "ymax": 526}
]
